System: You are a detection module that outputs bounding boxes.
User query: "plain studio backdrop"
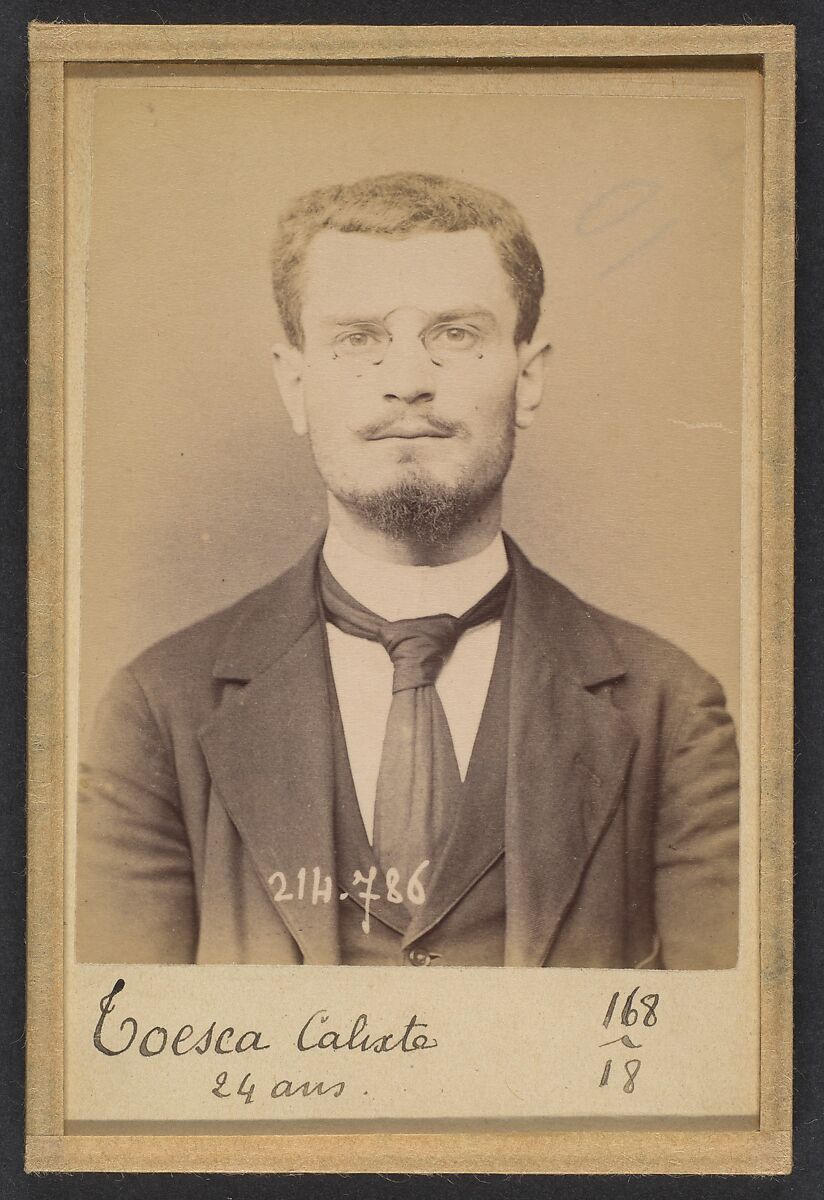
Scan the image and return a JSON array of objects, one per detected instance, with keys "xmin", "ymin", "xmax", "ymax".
[{"xmin": 72, "ymin": 66, "xmax": 747, "ymax": 751}]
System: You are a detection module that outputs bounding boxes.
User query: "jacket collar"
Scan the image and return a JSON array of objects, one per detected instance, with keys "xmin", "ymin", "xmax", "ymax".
[
  {"xmin": 211, "ymin": 535, "xmax": 326, "ymax": 682},
  {"xmin": 211, "ymin": 532, "xmax": 628, "ymax": 688},
  {"xmin": 502, "ymin": 533, "xmax": 627, "ymax": 689}
]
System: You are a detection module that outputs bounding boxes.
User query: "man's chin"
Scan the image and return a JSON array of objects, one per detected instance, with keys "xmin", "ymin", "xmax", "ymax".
[{"xmin": 336, "ymin": 475, "xmax": 494, "ymax": 547}]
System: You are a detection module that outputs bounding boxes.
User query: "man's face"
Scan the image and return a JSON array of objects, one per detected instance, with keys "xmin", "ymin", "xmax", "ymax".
[{"xmin": 273, "ymin": 228, "xmax": 546, "ymax": 542}]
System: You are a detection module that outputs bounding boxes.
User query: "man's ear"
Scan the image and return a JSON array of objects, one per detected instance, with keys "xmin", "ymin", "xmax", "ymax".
[
  {"xmin": 514, "ymin": 337, "xmax": 551, "ymax": 430},
  {"xmin": 271, "ymin": 342, "xmax": 307, "ymax": 436}
]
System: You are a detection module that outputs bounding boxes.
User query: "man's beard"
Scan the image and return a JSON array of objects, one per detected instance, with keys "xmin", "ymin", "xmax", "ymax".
[
  {"xmin": 341, "ymin": 474, "xmax": 490, "ymax": 546},
  {"xmin": 331, "ymin": 438, "xmax": 515, "ymax": 548}
]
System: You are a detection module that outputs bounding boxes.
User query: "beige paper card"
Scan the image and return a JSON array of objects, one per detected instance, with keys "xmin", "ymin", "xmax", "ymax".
[{"xmin": 28, "ymin": 24, "xmax": 794, "ymax": 1175}]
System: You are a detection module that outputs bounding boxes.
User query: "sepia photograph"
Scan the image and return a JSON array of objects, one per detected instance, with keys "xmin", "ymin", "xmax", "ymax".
[
  {"xmin": 27, "ymin": 22, "xmax": 794, "ymax": 1173},
  {"xmin": 74, "ymin": 73, "xmax": 743, "ymax": 972}
]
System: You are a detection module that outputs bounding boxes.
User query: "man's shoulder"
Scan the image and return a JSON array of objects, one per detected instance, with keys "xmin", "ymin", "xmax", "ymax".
[
  {"xmin": 129, "ymin": 581, "xmax": 277, "ymax": 676},
  {"xmin": 524, "ymin": 556, "xmax": 724, "ymax": 699},
  {"xmin": 124, "ymin": 541, "xmax": 320, "ymax": 701},
  {"xmin": 588, "ymin": 599, "xmax": 707, "ymax": 680}
]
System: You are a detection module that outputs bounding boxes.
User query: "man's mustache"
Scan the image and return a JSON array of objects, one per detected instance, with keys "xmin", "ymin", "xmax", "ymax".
[{"xmin": 358, "ymin": 414, "xmax": 465, "ymax": 440}]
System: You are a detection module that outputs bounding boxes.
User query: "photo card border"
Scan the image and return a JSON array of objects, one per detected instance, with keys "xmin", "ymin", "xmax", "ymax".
[{"xmin": 26, "ymin": 21, "xmax": 794, "ymax": 1175}]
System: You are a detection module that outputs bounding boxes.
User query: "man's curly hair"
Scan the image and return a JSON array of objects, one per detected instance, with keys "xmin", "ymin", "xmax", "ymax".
[{"xmin": 270, "ymin": 171, "xmax": 544, "ymax": 349}]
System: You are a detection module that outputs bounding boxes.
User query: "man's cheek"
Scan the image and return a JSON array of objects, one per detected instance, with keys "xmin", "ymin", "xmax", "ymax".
[{"xmin": 305, "ymin": 381, "xmax": 376, "ymax": 424}]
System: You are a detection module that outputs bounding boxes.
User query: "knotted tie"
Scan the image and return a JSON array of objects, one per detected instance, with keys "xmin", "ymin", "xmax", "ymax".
[{"xmin": 319, "ymin": 559, "xmax": 511, "ymax": 892}]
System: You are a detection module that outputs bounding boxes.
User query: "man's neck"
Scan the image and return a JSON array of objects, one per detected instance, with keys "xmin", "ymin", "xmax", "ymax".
[
  {"xmin": 326, "ymin": 492, "xmax": 503, "ymax": 566},
  {"xmin": 322, "ymin": 523, "xmax": 509, "ymax": 621}
]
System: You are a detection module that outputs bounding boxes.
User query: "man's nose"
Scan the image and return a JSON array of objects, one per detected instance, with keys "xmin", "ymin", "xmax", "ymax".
[{"xmin": 379, "ymin": 339, "xmax": 435, "ymax": 405}]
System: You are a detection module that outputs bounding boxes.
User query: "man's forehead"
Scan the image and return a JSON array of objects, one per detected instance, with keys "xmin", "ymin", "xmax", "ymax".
[{"xmin": 300, "ymin": 228, "xmax": 515, "ymax": 319}]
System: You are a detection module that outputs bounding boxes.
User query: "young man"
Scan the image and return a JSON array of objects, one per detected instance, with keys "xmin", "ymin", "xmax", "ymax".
[{"xmin": 77, "ymin": 172, "xmax": 739, "ymax": 968}]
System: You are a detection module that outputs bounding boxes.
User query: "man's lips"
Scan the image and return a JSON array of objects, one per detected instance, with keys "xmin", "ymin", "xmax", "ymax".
[{"xmin": 366, "ymin": 426, "xmax": 453, "ymax": 440}]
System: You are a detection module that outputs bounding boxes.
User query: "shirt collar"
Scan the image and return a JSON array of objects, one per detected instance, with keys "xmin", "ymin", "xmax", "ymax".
[{"xmin": 321, "ymin": 525, "xmax": 509, "ymax": 621}]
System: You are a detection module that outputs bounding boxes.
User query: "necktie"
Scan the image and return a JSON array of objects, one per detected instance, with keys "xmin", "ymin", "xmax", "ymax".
[{"xmin": 319, "ymin": 559, "xmax": 511, "ymax": 894}]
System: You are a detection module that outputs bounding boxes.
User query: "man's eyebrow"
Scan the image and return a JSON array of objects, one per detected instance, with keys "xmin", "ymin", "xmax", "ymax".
[
  {"xmin": 322, "ymin": 315, "xmax": 387, "ymax": 328},
  {"xmin": 431, "ymin": 308, "xmax": 498, "ymax": 326}
]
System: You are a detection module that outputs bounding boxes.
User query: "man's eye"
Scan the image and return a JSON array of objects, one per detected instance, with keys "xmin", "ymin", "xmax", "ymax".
[
  {"xmin": 334, "ymin": 329, "xmax": 382, "ymax": 353},
  {"xmin": 428, "ymin": 325, "xmax": 480, "ymax": 352}
]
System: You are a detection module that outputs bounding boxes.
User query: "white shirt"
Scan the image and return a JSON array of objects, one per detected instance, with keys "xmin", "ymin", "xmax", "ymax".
[{"xmin": 322, "ymin": 526, "xmax": 509, "ymax": 843}]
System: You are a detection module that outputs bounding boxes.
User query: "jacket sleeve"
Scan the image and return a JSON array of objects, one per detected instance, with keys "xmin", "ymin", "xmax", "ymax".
[
  {"xmin": 653, "ymin": 666, "xmax": 740, "ymax": 969},
  {"xmin": 76, "ymin": 666, "xmax": 198, "ymax": 963}
]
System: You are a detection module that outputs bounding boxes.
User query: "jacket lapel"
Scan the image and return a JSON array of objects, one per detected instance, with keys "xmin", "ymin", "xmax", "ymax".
[
  {"xmin": 502, "ymin": 537, "xmax": 640, "ymax": 967},
  {"xmin": 198, "ymin": 539, "xmax": 342, "ymax": 964}
]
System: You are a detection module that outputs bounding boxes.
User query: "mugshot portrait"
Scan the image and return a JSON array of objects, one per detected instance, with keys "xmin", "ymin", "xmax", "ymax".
[{"xmin": 72, "ymin": 67, "xmax": 743, "ymax": 970}]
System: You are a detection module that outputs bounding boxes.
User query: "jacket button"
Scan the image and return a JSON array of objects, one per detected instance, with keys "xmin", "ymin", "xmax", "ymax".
[{"xmin": 408, "ymin": 948, "xmax": 432, "ymax": 966}]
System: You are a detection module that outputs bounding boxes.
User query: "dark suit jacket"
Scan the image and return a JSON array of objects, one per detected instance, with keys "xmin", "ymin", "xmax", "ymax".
[{"xmin": 76, "ymin": 535, "xmax": 739, "ymax": 968}]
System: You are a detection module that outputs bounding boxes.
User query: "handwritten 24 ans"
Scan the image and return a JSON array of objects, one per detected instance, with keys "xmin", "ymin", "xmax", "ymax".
[{"xmin": 267, "ymin": 862, "xmax": 429, "ymax": 933}]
